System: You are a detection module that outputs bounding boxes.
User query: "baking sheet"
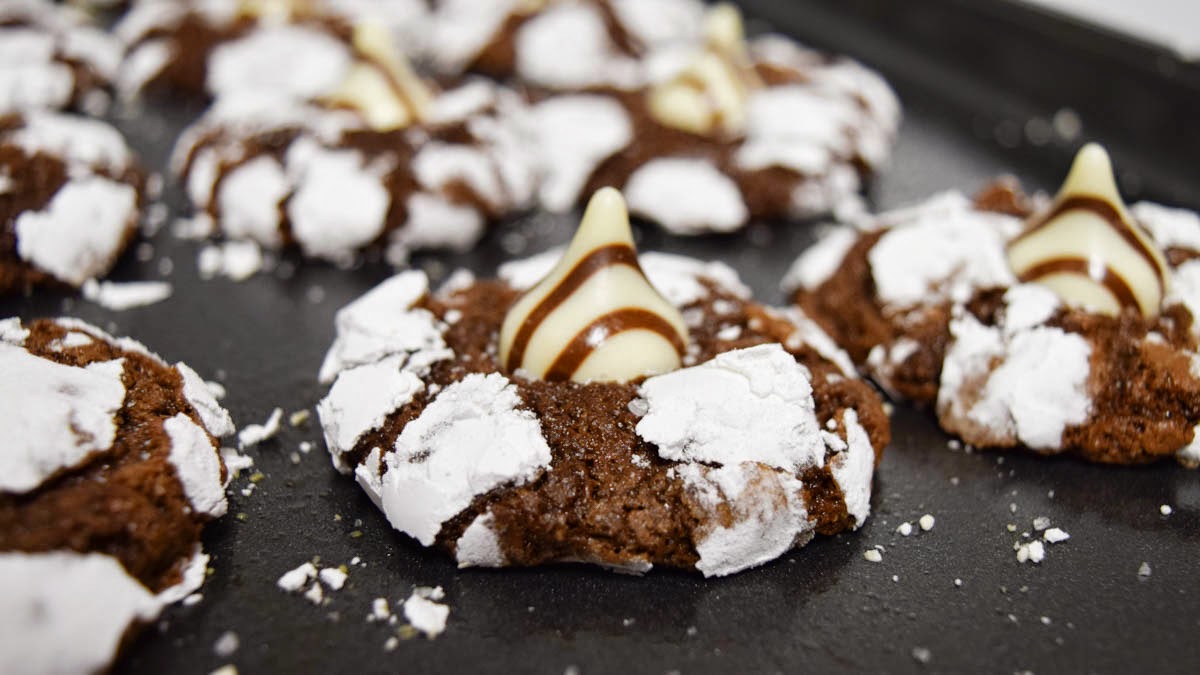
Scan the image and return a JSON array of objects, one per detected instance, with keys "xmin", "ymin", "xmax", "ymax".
[{"xmin": 3, "ymin": 2, "xmax": 1199, "ymax": 673}]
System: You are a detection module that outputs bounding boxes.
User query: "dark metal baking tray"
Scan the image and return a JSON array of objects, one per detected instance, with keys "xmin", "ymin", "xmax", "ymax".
[{"xmin": 4, "ymin": 2, "xmax": 1198, "ymax": 673}]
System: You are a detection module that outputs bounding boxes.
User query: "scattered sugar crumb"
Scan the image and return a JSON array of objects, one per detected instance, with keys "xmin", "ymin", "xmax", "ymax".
[
  {"xmin": 1043, "ymin": 528, "xmax": 1070, "ymax": 544},
  {"xmin": 289, "ymin": 452, "xmax": 301, "ymax": 464},
  {"xmin": 1009, "ymin": 503, "xmax": 1018, "ymax": 513},
  {"xmin": 304, "ymin": 582, "xmax": 324, "ymax": 605},
  {"xmin": 220, "ymin": 448, "xmax": 254, "ymax": 478},
  {"xmin": 277, "ymin": 562, "xmax": 317, "ymax": 592},
  {"xmin": 319, "ymin": 567, "xmax": 348, "ymax": 591},
  {"xmin": 404, "ymin": 587, "xmax": 450, "ymax": 638},
  {"xmin": 947, "ymin": 439, "xmax": 961, "ymax": 450},
  {"xmin": 1016, "ymin": 540, "xmax": 1045, "ymax": 564},
  {"xmin": 240, "ymin": 483, "xmax": 255, "ymax": 497},
  {"xmin": 919, "ymin": 514, "xmax": 935, "ymax": 531},
  {"xmin": 82, "ymin": 279, "xmax": 173, "ymax": 310},
  {"xmin": 954, "ymin": 578, "xmax": 963, "ymax": 587},
  {"xmin": 213, "ymin": 631, "xmax": 239, "ymax": 658},
  {"xmin": 350, "ymin": 557, "xmax": 361, "ymax": 566},
  {"xmin": 1138, "ymin": 562, "xmax": 1152, "ymax": 579},
  {"xmin": 1032, "ymin": 516, "xmax": 1051, "ymax": 531},
  {"xmin": 1160, "ymin": 504, "xmax": 1173, "ymax": 516},
  {"xmin": 239, "ymin": 407, "xmax": 283, "ymax": 448},
  {"xmin": 299, "ymin": 441, "xmax": 314, "ymax": 454},
  {"xmin": 383, "ymin": 637, "xmax": 399, "ymax": 652},
  {"xmin": 198, "ymin": 240, "xmax": 264, "ymax": 281},
  {"xmin": 289, "ymin": 409, "xmax": 311, "ymax": 427},
  {"xmin": 891, "ymin": 575, "xmax": 899, "ymax": 582},
  {"xmin": 863, "ymin": 549, "xmax": 883, "ymax": 563},
  {"xmin": 911, "ymin": 646, "xmax": 932, "ymax": 664},
  {"xmin": 897, "ymin": 522, "xmax": 913, "ymax": 536},
  {"xmin": 1040, "ymin": 616, "xmax": 1052, "ymax": 626},
  {"xmin": 369, "ymin": 598, "xmax": 391, "ymax": 622},
  {"xmin": 1006, "ymin": 524, "xmax": 1017, "ymax": 532}
]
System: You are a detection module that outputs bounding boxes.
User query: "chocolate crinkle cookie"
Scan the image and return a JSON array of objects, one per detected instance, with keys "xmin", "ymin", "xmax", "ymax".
[
  {"xmin": 115, "ymin": 0, "xmax": 428, "ymax": 101},
  {"xmin": 172, "ymin": 75, "xmax": 534, "ymax": 263},
  {"xmin": 426, "ymin": 0, "xmax": 900, "ymax": 234},
  {"xmin": 0, "ymin": 317, "xmax": 242, "ymax": 674},
  {"xmin": 1, "ymin": 110, "xmax": 144, "ymax": 294},
  {"xmin": 316, "ymin": 188, "xmax": 889, "ymax": 576},
  {"xmin": 0, "ymin": 0, "xmax": 121, "ymax": 115},
  {"xmin": 785, "ymin": 144, "xmax": 1200, "ymax": 466}
]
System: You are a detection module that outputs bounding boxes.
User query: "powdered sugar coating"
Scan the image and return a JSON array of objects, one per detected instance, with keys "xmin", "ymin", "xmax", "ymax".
[
  {"xmin": 637, "ymin": 344, "xmax": 826, "ymax": 471},
  {"xmin": 625, "ymin": 158, "xmax": 748, "ymax": 234},
  {"xmin": 16, "ymin": 176, "xmax": 138, "ymax": 286},
  {"xmin": 0, "ymin": 346, "xmax": 125, "ymax": 493},
  {"xmin": 379, "ymin": 372, "xmax": 552, "ymax": 546},
  {"xmin": 0, "ymin": 552, "xmax": 168, "ymax": 675},
  {"xmin": 176, "ymin": 361, "xmax": 237, "ymax": 438},
  {"xmin": 318, "ymin": 356, "xmax": 425, "ymax": 472},
  {"xmin": 830, "ymin": 410, "xmax": 874, "ymax": 526},
  {"xmin": 674, "ymin": 462, "xmax": 811, "ymax": 577},
  {"xmin": 206, "ymin": 24, "xmax": 352, "ymax": 100},
  {"xmin": 455, "ymin": 512, "xmax": 507, "ymax": 568},
  {"xmin": 938, "ymin": 286, "xmax": 1093, "ymax": 451},
  {"xmin": 780, "ymin": 226, "xmax": 858, "ymax": 293},
  {"xmin": 164, "ymin": 413, "xmax": 228, "ymax": 517},
  {"xmin": 868, "ymin": 192, "xmax": 1020, "ymax": 309},
  {"xmin": 528, "ymin": 95, "xmax": 633, "ymax": 212},
  {"xmin": 317, "ymin": 270, "xmax": 451, "ymax": 383}
]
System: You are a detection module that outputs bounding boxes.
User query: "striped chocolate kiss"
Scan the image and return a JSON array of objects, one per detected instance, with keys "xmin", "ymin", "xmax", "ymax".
[
  {"xmin": 323, "ymin": 20, "xmax": 434, "ymax": 131},
  {"xmin": 1007, "ymin": 143, "xmax": 1168, "ymax": 318},
  {"xmin": 499, "ymin": 188, "xmax": 689, "ymax": 383},
  {"xmin": 646, "ymin": 3, "xmax": 761, "ymax": 138}
]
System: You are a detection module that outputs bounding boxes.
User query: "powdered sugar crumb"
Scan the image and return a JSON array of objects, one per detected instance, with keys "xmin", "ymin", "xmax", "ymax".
[{"xmin": 238, "ymin": 408, "xmax": 283, "ymax": 449}]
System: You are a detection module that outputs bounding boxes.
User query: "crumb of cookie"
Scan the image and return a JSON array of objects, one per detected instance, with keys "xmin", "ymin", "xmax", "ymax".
[
  {"xmin": 403, "ymin": 587, "xmax": 449, "ymax": 638},
  {"xmin": 918, "ymin": 514, "xmax": 935, "ymax": 531},
  {"xmin": 82, "ymin": 279, "xmax": 173, "ymax": 310},
  {"xmin": 863, "ymin": 549, "xmax": 883, "ymax": 563},
  {"xmin": 239, "ymin": 407, "xmax": 283, "ymax": 448},
  {"xmin": 1043, "ymin": 528, "xmax": 1070, "ymax": 544},
  {"xmin": 277, "ymin": 562, "xmax": 317, "ymax": 592}
]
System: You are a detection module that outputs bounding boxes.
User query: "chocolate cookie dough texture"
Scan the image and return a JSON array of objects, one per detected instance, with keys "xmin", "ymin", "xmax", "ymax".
[
  {"xmin": 786, "ymin": 144, "xmax": 1200, "ymax": 465},
  {"xmin": 115, "ymin": 0, "xmax": 428, "ymax": 100},
  {"xmin": 171, "ymin": 63, "xmax": 535, "ymax": 262},
  {"xmin": 317, "ymin": 189, "xmax": 889, "ymax": 576},
  {"xmin": 0, "ymin": 317, "xmax": 238, "ymax": 674},
  {"xmin": 0, "ymin": 0, "xmax": 121, "ymax": 115},
  {"xmin": 427, "ymin": 0, "xmax": 900, "ymax": 234},
  {"xmin": 1, "ymin": 110, "xmax": 144, "ymax": 294}
]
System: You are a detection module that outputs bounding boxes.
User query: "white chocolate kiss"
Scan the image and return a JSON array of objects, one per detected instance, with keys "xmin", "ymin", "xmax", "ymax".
[
  {"xmin": 647, "ymin": 3, "xmax": 760, "ymax": 138},
  {"xmin": 498, "ymin": 187, "xmax": 689, "ymax": 383},
  {"xmin": 324, "ymin": 21, "xmax": 434, "ymax": 131},
  {"xmin": 1007, "ymin": 143, "xmax": 1168, "ymax": 318}
]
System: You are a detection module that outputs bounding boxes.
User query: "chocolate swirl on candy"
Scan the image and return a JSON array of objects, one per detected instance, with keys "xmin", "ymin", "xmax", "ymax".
[
  {"xmin": 323, "ymin": 21, "xmax": 434, "ymax": 131},
  {"xmin": 1007, "ymin": 143, "xmax": 1168, "ymax": 318},
  {"xmin": 646, "ymin": 3, "xmax": 762, "ymax": 138},
  {"xmin": 499, "ymin": 188, "xmax": 689, "ymax": 383}
]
